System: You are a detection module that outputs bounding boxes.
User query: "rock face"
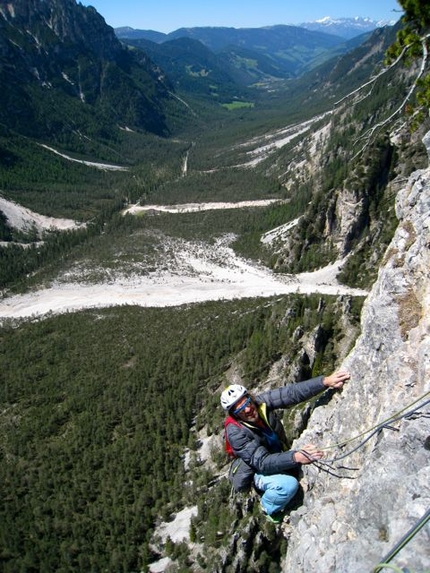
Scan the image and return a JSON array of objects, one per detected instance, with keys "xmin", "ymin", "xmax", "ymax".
[{"xmin": 283, "ymin": 133, "xmax": 430, "ymax": 572}]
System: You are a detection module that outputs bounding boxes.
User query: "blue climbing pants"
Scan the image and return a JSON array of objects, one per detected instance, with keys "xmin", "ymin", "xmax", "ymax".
[{"xmin": 254, "ymin": 473, "xmax": 299, "ymax": 516}]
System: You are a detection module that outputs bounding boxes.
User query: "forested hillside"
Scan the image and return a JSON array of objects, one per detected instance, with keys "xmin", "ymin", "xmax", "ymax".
[
  {"xmin": 0, "ymin": 294, "xmax": 363, "ymax": 571},
  {"xmin": 0, "ymin": 0, "xmax": 429, "ymax": 572},
  {"xmin": 0, "ymin": 0, "xmax": 189, "ymax": 144},
  {"xmin": 117, "ymin": 23, "xmax": 355, "ymax": 80}
]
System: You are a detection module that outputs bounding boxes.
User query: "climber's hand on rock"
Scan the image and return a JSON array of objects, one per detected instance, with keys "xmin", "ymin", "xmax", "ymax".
[
  {"xmin": 323, "ymin": 369, "xmax": 350, "ymax": 389},
  {"xmin": 293, "ymin": 444, "xmax": 324, "ymax": 464}
]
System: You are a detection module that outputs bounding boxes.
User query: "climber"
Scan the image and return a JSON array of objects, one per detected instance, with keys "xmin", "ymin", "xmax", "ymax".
[{"xmin": 220, "ymin": 370, "xmax": 350, "ymax": 523}]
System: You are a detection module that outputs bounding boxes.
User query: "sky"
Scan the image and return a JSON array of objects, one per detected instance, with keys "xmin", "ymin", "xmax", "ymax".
[{"xmin": 82, "ymin": 0, "xmax": 402, "ymax": 33}]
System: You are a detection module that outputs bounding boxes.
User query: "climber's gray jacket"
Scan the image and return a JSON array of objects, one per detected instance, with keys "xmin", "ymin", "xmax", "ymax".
[{"xmin": 226, "ymin": 376, "xmax": 325, "ymax": 475}]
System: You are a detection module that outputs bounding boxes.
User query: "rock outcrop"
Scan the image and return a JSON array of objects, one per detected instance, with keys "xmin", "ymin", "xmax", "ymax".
[{"xmin": 283, "ymin": 133, "xmax": 430, "ymax": 572}]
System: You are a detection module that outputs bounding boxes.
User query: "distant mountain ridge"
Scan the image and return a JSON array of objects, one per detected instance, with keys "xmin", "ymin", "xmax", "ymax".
[
  {"xmin": 116, "ymin": 18, "xmax": 398, "ymax": 82},
  {"xmin": 115, "ymin": 16, "xmax": 399, "ymax": 44},
  {"xmin": 299, "ymin": 15, "xmax": 398, "ymax": 39},
  {"xmin": 116, "ymin": 24, "xmax": 343, "ymax": 50},
  {"xmin": 117, "ymin": 24, "xmax": 369, "ymax": 82}
]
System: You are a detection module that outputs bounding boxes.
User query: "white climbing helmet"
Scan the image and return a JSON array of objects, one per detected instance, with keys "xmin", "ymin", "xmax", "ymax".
[{"xmin": 220, "ymin": 384, "xmax": 248, "ymax": 411}]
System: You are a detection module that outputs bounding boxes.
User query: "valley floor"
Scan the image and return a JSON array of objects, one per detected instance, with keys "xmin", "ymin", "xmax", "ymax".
[{"xmin": 0, "ymin": 200, "xmax": 367, "ymax": 321}]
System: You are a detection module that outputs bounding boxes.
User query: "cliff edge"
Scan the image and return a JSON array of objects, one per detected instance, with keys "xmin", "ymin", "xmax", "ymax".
[{"xmin": 283, "ymin": 132, "xmax": 430, "ymax": 572}]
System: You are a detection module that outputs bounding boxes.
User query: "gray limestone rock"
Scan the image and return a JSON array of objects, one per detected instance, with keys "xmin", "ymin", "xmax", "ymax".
[{"xmin": 282, "ymin": 132, "xmax": 430, "ymax": 573}]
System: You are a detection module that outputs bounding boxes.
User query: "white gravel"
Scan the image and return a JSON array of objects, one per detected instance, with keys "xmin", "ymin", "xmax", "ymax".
[
  {"xmin": 0, "ymin": 195, "xmax": 84, "ymax": 234},
  {"xmin": 0, "ymin": 198, "xmax": 368, "ymax": 321},
  {"xmin": 154, "ymin": 507, "xmax": 198, "ymax": 544}
]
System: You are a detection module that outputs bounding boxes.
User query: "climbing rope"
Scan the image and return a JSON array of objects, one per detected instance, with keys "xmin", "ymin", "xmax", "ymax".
[
  {"xmin": 321, "ymin": 390, "xmax": 430, "ymax": 455},
  {"xmin": 324, "ymin": 396, "xmax": 430, "ymax": 464},
  {"xmin": 373, "ymin": 566, "xmax": 428, "ymax": 573},
  {"xmin": 321, "ymin": 391, "xmax": 430, "ymax": 461},
  {"xmin": 297, "ymin": 393, "xmax": 430, "ymax": 475},
  {"xmin": 297, "ymin": 391, "xmax": 430, "ymax": 570},
  {"xmin": 297, "ymin": 446, "xmax": 358, "ymax": 478},
  {"xmin": 372, "ymin": 507, "xmax": 430, "ymax": 573}
]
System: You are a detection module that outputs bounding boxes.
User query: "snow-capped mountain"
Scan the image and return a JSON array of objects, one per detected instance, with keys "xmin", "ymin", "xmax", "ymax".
[{"xmin": 299, "ymin": 16, "xmax": 398, "ymax": 39}]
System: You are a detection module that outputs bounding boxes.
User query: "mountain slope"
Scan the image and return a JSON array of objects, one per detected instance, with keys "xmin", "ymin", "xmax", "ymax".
[
  {"xmin": 117, "ymin": 24, "xmax": 358, "ymax": 79},
  {"xmin": 0, "ymin": 0, "xmax": 178, "ymax": 141},
  {"xmin": 124, "ymin": 37, "xmax": 249, "ymax": 98},
  {"xmin": 125, "ymin": 36, "xmax": 289, "ymax": 90}
]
